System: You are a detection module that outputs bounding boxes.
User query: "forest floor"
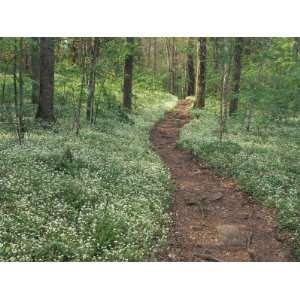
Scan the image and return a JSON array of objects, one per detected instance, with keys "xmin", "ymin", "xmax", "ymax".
[{"xmin": 151, "ymin": 99, "xmax": 293, "ymax": 261}]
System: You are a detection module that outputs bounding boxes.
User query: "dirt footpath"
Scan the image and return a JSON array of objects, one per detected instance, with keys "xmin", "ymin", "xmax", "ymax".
[{"xmin": 151, "ymin": 100, "xmax": 293, "ymax": 261}]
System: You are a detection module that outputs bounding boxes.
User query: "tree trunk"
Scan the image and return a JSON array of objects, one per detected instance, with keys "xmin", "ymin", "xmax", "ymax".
[
  {"xmin": 86, "ymin": 37, "xmax": 100, "ymax": 122},
  {"xmin": 31, "ymin": 37, "xmax": 40, "ymax": 104},
  {"xmin": 195, "ymin": 37, "xmax": 207, "ymax": 109},
  {"xmin": 219, "ymin": 38, "xmax": 230, "ymax": 142},
  {"xmin": 123, "ymin": 37, "xmax": 134, "ymax": 111},
  {"xmin": 147, "ymin": 38, "xmax": 152, "ymax": 68},
  {"xmin": 18, "ymin": 38, "xmax": 24, "ymax": 134},
  {"xmin": 213, "ymin": 37, "xmax": 220, "ymax": 72},
  {"xmin": 36, "ymin": 37, "xmax": 55, "ymax": 122},
  {"xmin": 229, "ymin": 37, "xmax": 243, "ymax": 116},
  {"xmin": 13, "ymin": 38, "xmax": 25, "ymax": 144},
  {"xmin": 153, "ymin": 38, "xmax": 157, "ymax": 75},
  {"xmin": 246, "ymin": 109, "xmax": 252, "ymax": 132},
  {"xmin": 165, "ymin": 39, "xmax": 173, "ymax": 93},
  {"xmin": 294, "ymin": 37, "xmax": 300, "ymax": 58},
  {"xmin": 75, "ymin": 54, "xmax": 85, "ymax": 136},
  {"xmin": 186, "ymin": 37, "xmax": 195, "ymax": 96},
  {"xmin": 171, "ymin": 38, "xmax": 176, "ymax": 95}
]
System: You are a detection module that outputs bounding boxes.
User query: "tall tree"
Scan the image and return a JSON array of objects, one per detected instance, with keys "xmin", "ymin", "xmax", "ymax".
[
  {"xmin": 186, "ymin": 37, "xmax": 195, "ymax": 96},
  {"xmin": 75, "ymin": 39, "xmax": 86, "ymax": 135},
  {"xmin": 220, "ymin": 38, "xmax": 230, "ymax": 141},
  {"xmin": 36, "ymin": 37, "xmax": 55, "ymax": 122},
  {"xmin": 123, "ymin": 37, "xmax": 134, "ymax": 111},
  {"xmin": 18, "ymin": 38, "xmax": 24, "ymax": 133},
  {"xmin": 86, "ymin": 37, "xmax": 100, "ymax": 122},
  {"xmin": 294, "ymin": 37, "xmax": 300, "ymax": 58},
  {"xmin": 194, "ymin": 37, "xmax": 207, "ymax": 108},
  {"xmin": 13, "ymin": 38, "xmax": 25, "ymax": 144},
  {"xmin": 30, "ymin": 37, "xmax": 40, "ymax": 104},
  {"xmin": 229, "ymin": 37, "xmax": 243, "ymax": 115},
  {"xmin": 153, "ymin": 38, "xmax": 158, "ymax": 75},
  {"xmin": 165, "ymin": 38, "xmax": 176, "ymax": 94},
  {"xmin": 171, "ymin": 38, "xmax": 177, "ymax": 95},
  {"xmin": 147, "ymin": 38, "xmax": 152, "ymax": 68},
  {"xmin": 213, "ymin": 37, "xmax": 220, "ymax": 72}
]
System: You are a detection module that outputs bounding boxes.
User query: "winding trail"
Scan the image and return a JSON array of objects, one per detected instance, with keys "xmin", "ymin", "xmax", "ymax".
[{"xmin": 151, "ymin": 100, "xmax": 293, "ymax": 261}]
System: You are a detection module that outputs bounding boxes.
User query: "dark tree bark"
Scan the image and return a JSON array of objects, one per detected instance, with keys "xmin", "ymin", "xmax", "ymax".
[
  {"xmin": 186, "ymin": 37, "xmax": 195, "ymax": 96},
  {"xmin": 195, "ymin": 37, "xmax": 207, "ymax": 109},
  {"xmin": 31, "ymin": 37, "xmax": 40, "ymax": 104},
  {"xmin": 13, "ymin": 38, "xmax": 25, "ymax": 144},
  {"xmin": 229, "ymin": 37, "xmax": 243, "ymax": 116},
  {"xmin": 294, "ymin": 37, "xmax": 300, "ymax": 58},
  {"xmin": 87, "ymin": 37, "xmax": 100, "ymax": 122},
  {"xmin": 123, "ymin": 37, "xmax": 134, "ymax": 111},
  {"xmin": 36, "ymin": 37, "xmax": 55, "ymax": 122},
  {"xmin": 18, "ymin": 38, "xmax": 24, "ymax": 131}
]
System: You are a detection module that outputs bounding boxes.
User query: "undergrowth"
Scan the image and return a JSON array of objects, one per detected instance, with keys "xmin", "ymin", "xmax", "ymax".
[
  {"xmin": 0, "ymin": 90, "xmax": 177, "ymax": 261},
  {"xmin": 179, "ymin": 107, "xmax": 300, "ymax": 257}
]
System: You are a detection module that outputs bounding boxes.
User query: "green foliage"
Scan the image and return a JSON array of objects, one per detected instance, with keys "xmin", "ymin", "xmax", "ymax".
[
  {"xmin": 0, "ymin": 47, "xmax": 178, "ymax": 262},
  {"xmin": 179, "ymin": 110, "xmax": 300, "ymax": 253}
]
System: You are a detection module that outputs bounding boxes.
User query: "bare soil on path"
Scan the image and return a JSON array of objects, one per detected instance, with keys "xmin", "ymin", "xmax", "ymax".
[{"xmin": 151, "ymin": 100, "xmax": 293, "ymax": 261}]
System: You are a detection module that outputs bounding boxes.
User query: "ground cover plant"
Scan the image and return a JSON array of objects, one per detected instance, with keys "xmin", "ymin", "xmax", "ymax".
[
  {"xmin": 0, "ymin": 37, "xmax": 299, "ymax": 261},
  {"xmin": 0, "ymin": 90, "xmax": 177, "ymax": 261},
  {"xmin": 179, "ymin": 110, "xmax": 300, "ymax": 248},
  {"xmin": 0, "ymin": 37, "xmax": 179, "ymax": 261},
  {"xmin": 178, "ymin": 37, "xmax": 300, "ymax": 258}
]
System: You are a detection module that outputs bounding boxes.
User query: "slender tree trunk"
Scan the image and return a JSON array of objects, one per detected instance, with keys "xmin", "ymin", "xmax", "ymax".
[
  {"xmin": 13, "ymin": 38, "xmax": 24, "ymax": 144},
  {"xmin": 36, "ymin": 37, "xmax": 55, "ymax": 122},
  {"xmin": 213, "ymin": 37, "xmax": 220, "ymax": 72},
  {"xmin": 246, "ymin": 109, "xmax": 252, "ymax": 132},
  {"xmin": 123, "ymin": 37, "xmax": 134, "ymax": 111},
  {"xmin": 147, "ymin": 38, "xmax": 152, "ymax": 68},
  {"xmin": 86, "ymin": 37, "xmax": 100, "ymax": 122},
  {"xmin": 229, "ymin": 37, "xmax": 243, "ymax": 116},
  {"xmin": 74, "ymin": 39, "xmax": 87, "ymax": 135},
  {"xmin": 153, "ymin": 38, "xmax": 157, "ymax": 75},
  {"xmin": 13, "ymin": 40, "xmax": 18, "ymax": 108},
  {"xmin": 186, "ymin": 37, "xmax": 195, "ymax": 96},
  {"xmin": 31, "ymin": 37, "xmax": 40, "ymax": 104},
  {"xmin": 165, "ymin": 39, "xmax": 173, "ymax": 93},
  {"xmin": 18, "ymin": 38, "xmax": 24, "ymax": 134},
  {"xmin": 171, "ymin": 38, "xmax": 176, "ymax": 95},
  {"xmin": 219, "ymin": 38, "xmax": 230, "ymax": 142},
  {"xmin": 1, "ymin": 71, "xmax": 7, "ymax": 105},
  {"xmin": 13, "ymin": 39, "xmax": 20, "ymax": 143},
  {"xmin": 294, "ymin": 37, "xmax": 300, "ymax": 58},
  {"xmin": 76, "ymin": 61, "xmax": 85, "ymax": 135},
  {"xmin": 195, "ymin": 37, "xmax": 207, "ymax": 108}
]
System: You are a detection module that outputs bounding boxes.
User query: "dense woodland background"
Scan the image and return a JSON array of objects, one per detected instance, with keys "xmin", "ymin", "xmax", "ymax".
[{"xmin": 0, "ymin": 37, "xmax": 299, "ymax": 261}]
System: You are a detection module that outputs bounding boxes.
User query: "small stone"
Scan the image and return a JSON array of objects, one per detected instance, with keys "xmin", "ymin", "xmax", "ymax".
[
  {"xmin": 192, "ymin": 169, "xmax": 201, "ymax": 175},
  {"xmin": 206, "ymin": 192, "xmax": 223, "ymax": 202},
  {"xmin": 216, "ymin": 224, "xmax": 249, "ymax": 247},
  {"xmin": 168, "ymin": 253, "xmax": 177, "ymax": 260}
]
